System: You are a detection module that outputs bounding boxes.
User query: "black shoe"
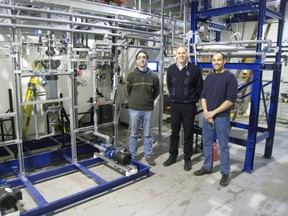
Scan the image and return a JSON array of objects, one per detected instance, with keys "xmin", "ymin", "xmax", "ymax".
[
  {"xmin": 220, "ymin": 175, "xmax": 230, "ymax": 187},
  {"xmin": 163, "ymin": 156, "xmax": 177, "ymax": 166},
  {"xmin": 193, "ymin": 167, "xmax": 212, "ymax": 176},
  {"xmin": 184, "ymin": 159, "xmax": 192, "ymax": 171}
]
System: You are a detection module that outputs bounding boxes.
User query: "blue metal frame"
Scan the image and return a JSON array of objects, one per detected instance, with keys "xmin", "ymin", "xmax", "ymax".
[
  {"xmin": 197, "ymin": 2, "xmax": 259, "ymax": 18},
  {"xmin": 197, "ymin": 1, "xmax": 282, "ymax": 22},
  {"xmin": 243, "ymin": 0, "xmax": 266, "ymax": 174},
  {"xmin": 191, "ymin": 0, "xmax": 287, "ymax": 173},
  {"xmin": 1, "ymin": 143, "xmax": 150, "ymax": 215},
  {"xmin": 264, "ymin": 0, "xmax": 286, "ymax": 159}
]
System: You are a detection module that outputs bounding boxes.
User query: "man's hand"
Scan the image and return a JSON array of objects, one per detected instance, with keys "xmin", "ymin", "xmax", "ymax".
[
  {"xmin": 207, "ymin": 117, "xmax": 214, "ymax": 124},
  {"xmin": 203, "ymin": 110, "xmax": 215, "ymax": 120}
]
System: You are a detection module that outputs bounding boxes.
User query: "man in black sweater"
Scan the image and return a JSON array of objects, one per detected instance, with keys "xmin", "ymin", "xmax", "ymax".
[
  {"xmin": 124, "ymin": 50, "xmax": 159, "ymax": 166},
  {"xmin": 163, "ymin": 45, "xmax": 203, "ymax": 171},
  {"xmin": 194, "ymin": 52, "xmax": 238, "ymax": 187}
]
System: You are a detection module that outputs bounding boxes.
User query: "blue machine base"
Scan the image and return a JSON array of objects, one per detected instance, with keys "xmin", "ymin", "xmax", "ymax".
[{"xmin": 1, "ymin": 143, "xmax": 150, "ymax": 216}]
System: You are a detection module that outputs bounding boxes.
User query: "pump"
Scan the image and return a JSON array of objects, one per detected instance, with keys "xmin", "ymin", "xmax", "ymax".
[
  {"xmin": 0, "ymin": 179, "xmax": 22, "ymax": 216},
  {"xmin": 98, "ymin": 144, "xmax": 132, "ymax": 166}
]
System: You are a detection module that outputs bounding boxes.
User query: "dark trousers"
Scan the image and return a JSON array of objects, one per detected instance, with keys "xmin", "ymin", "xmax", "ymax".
[{"xmin": 169, "ymin": 102, "xmax": 196, "ymax": 160}]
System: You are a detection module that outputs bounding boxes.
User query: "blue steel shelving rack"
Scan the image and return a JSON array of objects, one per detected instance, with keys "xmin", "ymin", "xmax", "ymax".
[{"xmin": 190, "ymin": 0, "xmax": 287, "ymax": 173}]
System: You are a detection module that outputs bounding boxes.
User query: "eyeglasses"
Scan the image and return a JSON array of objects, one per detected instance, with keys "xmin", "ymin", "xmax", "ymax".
[{"xmin": 137, "ymin": 56, "xmax": 147, "ymax": 60}]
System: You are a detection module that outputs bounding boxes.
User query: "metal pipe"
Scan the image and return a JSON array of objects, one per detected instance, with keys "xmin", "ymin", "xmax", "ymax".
[
  {"xmin": 0, "ymin": 41, "xmax": 11, "ymax": 45},
  {"xmin": 13, "ymin": 28, "xmax": 25, "ymax": 176},
  {"xmin": 74, "ymin": 126, "xmax": 94, "ymax": 133},
  {"xmin": 0, "ymin": 55, "xmax": 10, "ymax": 58},
  {"xmin": 34, "ymin": 100, "xmax": 39, "ymax": 139},
  {"xmin": 149, "ymin": 0, "xmax": 152, "ymax": 13},
  {"xmin": 166, "ymin": 51, "xmax": 265, "ymax": 58},
  {"xmin": 158, "ymin": 0, "xmax": 165, "ymax": 145},
  {"xmin": 183, "ymin": 0, "xmax": 187, "ymax": 42},
  {"xmin": 196, "ymin": 39, "xmax": 272, "ymax": 46},
  {"xmin": 36, "ymin": 126, "xmax": 56, "ymax": 140},
  {"xmin": 77, "ymin": 135, "xmax": 107, "ymax": 152},
  {"xmin": 0, "ymin": 15, "xmax": 169, "ymax": 52},
  {"xmin": 29, "ymin": 78, "xmax": 58, "ymax": 141},
  {"xmin": 0, "ymin": 139, "xmax": 21, "ymax": 146},
  {"xmin": 3, "ymin": 146, "xmax": 16, "ymax": 159},
  {"xmin": 0, "ymin": 23, "xmax": 122, "ymax": 37},
  {"xmin": 195, "ymin": 52, "xmax": 265, "ymax": 57},
  {"xmin": 266, "ymin": 0, "xmax": 281, "ymax": 6},
  {"xmin": 20, "ymin": 97, "xmax": 70, "ymax": 106},
  {"xmin": 127, "ymin": 44, "xmax": 161, "ymax": 50},
  {"xmin": 91, "ymin": 42, "xmax": 111, "ymax": 145},
  {"xmin": 0, "ymin": 15, "xmax": 159, "ymax": 37},
  {"xmin": 19, "ymin": 72, "xmax": 70, "ymax": 77},
  {"xmin": 139, "ymin": 0, "xmax": 142, "ymax": 10},
  {"xmin": 66, "ymin": 6, "xmax": 78, "ymax": 163},
  {"xmin": 8, "ymin": 88, "xmax": 17, "ymax": 139},
  {"xmin": 112, "ymin": 16, "xmax": 120, "ymax": 147},
  {"xmin": 93, "ymin": 130, "xmax": 111, "ymax": 145},
  {"xmin": 0, "ymin": 1, "xmax": 161, "ymax": 22},
  {"xmin": 0, "ymin": 6, "xmax": 168, "ymax": 30},
  {"xmin": 73, "ymin": 41, "xmax": 161, "ymax": 51},
  {"xmin": 69, "ymin": 67, "xmax": 78, "ymax": 163},
  {"xmin": 229, "ymin": 32, "xmax": 242, "ymax": 41},
  {"xmin": 0, "ymin": 113, "xmax": 16, "ymax": 118},
  {"xmin": 171, "ymin": 25, "xmax": 175, "ymax": 49},
  {"xmin": 125, "ymin": 34, "xmax": 160, "ymax": 42},
  {"xmin": 74, "ymin": 103, "xmax": 93, "ymax": 109},
  {"xmin": 196, "ymin": 47, "xmax": 261, "ymax": 52},
  {"xmin": 0, "ymin": 14, "xmax": 73, "ymax": 24},
  {"xmin": 0, "ymin": 1, "xmax": 184, "ymax": 34},
  {"xmin": 74, "ymin": 121, "xmax": 115, "ymax": 133},
  {"xmin": 0, "ymin": 7, "xmax": 169, "ymax": 35}
]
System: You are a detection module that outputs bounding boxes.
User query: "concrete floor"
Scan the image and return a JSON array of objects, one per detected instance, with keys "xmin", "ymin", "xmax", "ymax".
[{"xmin": 18, "ymin": 120, "xmax": 288, "ymax": 216}]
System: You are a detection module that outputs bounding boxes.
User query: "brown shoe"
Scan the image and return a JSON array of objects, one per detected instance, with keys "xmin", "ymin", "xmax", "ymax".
[
  {"xmin": 193, "ymin": 167, "xmax": 212, "ymax": 176},
  {"xmin": 146, "ymin": 157, "xmax": 156, "ymax": 166},
  {"xmin": 220, "ymin": 175, "xmax": 230, "ymax": 187}
]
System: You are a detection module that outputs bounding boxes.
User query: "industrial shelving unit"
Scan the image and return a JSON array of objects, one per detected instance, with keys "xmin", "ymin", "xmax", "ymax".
[{"xmin": 190, "ymin": 0, "xmax": 287, "ymax": 173}]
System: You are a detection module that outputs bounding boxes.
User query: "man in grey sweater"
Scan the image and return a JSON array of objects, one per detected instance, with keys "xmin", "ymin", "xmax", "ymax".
[{"xmin": 124, "ymin": 50, "xmax": 159, "ymax": 166}]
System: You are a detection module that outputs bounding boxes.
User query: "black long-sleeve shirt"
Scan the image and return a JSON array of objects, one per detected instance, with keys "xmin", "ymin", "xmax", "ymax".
[
  {"xmin": 167, "ymin": 62, "xmax": 203, "ymax": 104},
  {"xmin": 201, "ymin": 70, "xmax": 238, "ymax": 117}
]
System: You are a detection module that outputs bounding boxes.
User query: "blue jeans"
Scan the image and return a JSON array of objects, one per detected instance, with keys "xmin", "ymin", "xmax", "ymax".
[
  {"xmin": 128, "ymin": 109, "xmax": 153, "ymax": 159},
  {"xmin": 202, "ymin": 116, "xmax": 230, "ymax": 176}
]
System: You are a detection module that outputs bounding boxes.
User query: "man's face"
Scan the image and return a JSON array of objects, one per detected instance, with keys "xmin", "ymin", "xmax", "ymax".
[
  {"xmin": 176, "ymin": 47, "xmax": 188, "ymax": 65},
  {"xmin": 136, "ymin": 52, "xmax": 148, "ymax": 68},
  {"xmin": 212, "ymin": 53, "xmax": 226, "ymax": 72}
]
